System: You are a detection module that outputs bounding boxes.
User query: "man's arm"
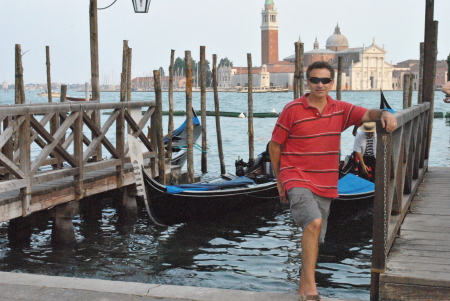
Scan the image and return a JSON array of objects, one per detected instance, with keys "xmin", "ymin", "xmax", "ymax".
[
  {"xmin": 269, "ymin": 140, "xmax": 288, "ymax": 204},
  {"xmin": 361, "ymin": 109, "xmax": 397, "ymax": 132}
]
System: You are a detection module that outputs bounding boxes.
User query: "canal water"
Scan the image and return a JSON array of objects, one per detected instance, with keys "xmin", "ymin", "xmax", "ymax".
[{"xmin": 0, "ymin": 90, "xmax": 449, "ymax": 300}]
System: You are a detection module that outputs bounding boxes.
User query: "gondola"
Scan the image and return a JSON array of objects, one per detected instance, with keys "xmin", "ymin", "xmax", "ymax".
[
  {"xmin": 336, "ymin": 90, "xmax": 394, "ymax": 201},
  {"xmin": 166, "ymin": 110, "xmax": 202, "ymax": 167},
  {"xmin": 143, "ymin": 151, "xmax": 279, "ymax": 226},
  {"xmin": 66, "ymin": 96, "xmax": 92, "ymax": 101}
]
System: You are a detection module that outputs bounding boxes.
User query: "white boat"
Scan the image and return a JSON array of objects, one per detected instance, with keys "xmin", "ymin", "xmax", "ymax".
[{"xmin": 37, "ymin": 91, "xmax": 69, "ymax": 98}]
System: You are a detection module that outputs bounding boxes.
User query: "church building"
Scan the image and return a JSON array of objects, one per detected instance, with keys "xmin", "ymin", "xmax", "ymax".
[{"xmin": 217, "ymin": 0, "xmax": 395, "ymax": 91}]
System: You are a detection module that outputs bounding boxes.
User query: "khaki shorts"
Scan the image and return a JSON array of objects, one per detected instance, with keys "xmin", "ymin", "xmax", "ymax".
[{"xmin": 287, "ymin": 187, "xmax": 332, "ymax": 243}]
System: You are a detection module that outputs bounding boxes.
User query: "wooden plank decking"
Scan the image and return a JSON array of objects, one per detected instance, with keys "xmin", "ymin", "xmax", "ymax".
[{"xmin": 379, "ymin": 167, "xmax": 450, "ymax": 300}]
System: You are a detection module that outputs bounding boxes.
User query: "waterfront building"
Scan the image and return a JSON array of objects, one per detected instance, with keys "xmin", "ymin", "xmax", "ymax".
[
  {"xmin": 393, "ymin": 59, "xmax": 449, "ymax": 90},
  {"xmin": 2, "ymin": 81, "xmax": 8, "ymax": 91},
  {"xmin": 217, "ymin": 0, "xmax": 395, "ymax": 91},
  {"xmin": 284, "ymin": 27, "xmax": 394, "ymax": 90}
]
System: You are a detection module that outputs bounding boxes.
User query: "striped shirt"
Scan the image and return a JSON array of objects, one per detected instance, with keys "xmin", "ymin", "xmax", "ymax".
[{"xmin": 271, "ymin": 94, "xmax": 367, "ymax": 198}]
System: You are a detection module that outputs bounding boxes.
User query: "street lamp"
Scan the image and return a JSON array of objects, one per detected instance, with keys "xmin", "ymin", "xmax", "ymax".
[
  {"xmin": 98, "ymin": 0, "xmax": 151, "ymax": 13},
  {"xmin": 132, "ymin": 0, "xmax": 151, "ymax": 13}
]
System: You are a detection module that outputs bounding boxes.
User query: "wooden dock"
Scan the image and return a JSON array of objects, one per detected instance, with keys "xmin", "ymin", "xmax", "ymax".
[{"xmin": 379, "ymin": 167, "xmax": 450, "ymax": 300}]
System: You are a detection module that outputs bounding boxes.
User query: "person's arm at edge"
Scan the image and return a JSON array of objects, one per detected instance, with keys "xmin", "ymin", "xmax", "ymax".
[
  {"xmin": 442, "ymin": 81, "xmax": 450, "ymax": 103},
  {"xmin": 361, "ymin": 109, "xmax": 397, "ymax": 132},
  {"xmin": 269, "ymin": 140, "xmax": 288, "ymax": 204},
  {"xmin": 355, "ymin": 151, "xmax": 368, "ymax": 174}
]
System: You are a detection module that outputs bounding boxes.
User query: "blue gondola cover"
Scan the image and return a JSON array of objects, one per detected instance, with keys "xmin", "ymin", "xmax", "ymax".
[{"xmin": 338, "ymin": 173, "xmax": 374, "ymax": 195}]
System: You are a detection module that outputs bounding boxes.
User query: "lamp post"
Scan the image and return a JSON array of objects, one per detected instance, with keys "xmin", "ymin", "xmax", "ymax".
[{"xmin": 88, "ymin": 0, "xmax": 151, "ymax": 160}]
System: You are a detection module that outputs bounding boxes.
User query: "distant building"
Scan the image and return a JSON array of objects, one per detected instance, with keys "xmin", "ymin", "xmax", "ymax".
[
  {"xmin": 2, "ymin": 81, "xmax": 8, "ymax": 91},
  {"xmin": 393, "ymin": 59, "xmax": 449, "ymax": 90},
  {"xmin": 218, "ymin": 0, "xmax": 395, "ymax": 91},
  {"xmin": 284, "ymin": 27, "xmax": 394, "ymax": 90},
  {"xmin": 261, "ymin": 0, "xmax": 278, "ymax": 65}
]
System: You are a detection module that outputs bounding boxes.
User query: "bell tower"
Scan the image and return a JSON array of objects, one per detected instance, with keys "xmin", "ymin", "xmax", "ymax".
[{"xmin": 261, "ymin": 0, "xmax": 278, "ymax": 65}]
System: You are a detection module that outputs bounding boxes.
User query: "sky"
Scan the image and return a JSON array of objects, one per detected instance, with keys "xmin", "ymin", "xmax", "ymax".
[{"xmin": 1, "ymin": 0, "xmax": 449, "ymax": 85}]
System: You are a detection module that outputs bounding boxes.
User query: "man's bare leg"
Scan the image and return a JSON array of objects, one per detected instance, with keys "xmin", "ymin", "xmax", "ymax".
[{"xmin": 299, "ymin": 218, "xmax": 322, "ymax": 297}]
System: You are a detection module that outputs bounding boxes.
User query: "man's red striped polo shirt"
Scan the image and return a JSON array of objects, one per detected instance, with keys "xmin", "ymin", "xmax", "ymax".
[{"xmin": 271, "ymin": 94, "xmax": 367, "ymax": 198}]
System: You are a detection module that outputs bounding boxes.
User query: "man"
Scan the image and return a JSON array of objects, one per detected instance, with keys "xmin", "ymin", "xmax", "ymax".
[
  {"xmin": 353, "ymin": 122, "xmax": 377, "ymax": 182},
  {"xmin": 269, "ymin": 61, "xmax": 396, "ymax": 301},
  {"xmin": 442, "ymin": 81, "xmax": 450, "ymax": 103}
]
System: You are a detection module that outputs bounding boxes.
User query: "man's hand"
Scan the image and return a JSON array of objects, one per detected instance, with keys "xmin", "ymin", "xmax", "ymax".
[
  {"xmin": 380, "ymin": 110, "xmax": 397, "ymax": 132},
  {"xmin": 277, "ymin": 181, "xmax": 288, "ymax": 204}
]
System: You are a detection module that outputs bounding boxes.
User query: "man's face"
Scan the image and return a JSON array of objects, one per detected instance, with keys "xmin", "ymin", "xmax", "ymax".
[{"xmin": 307, "ymin": 68, "xmax": 334, "ymax": 99}]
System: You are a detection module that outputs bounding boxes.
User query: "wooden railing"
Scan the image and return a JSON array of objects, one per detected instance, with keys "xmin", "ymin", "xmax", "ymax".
[
  {"xmin": 0, "ymin": 101, "xmax": 156, "ymax": 219},
  {"xmin": 370, "ymin": 102, "xmax": 431, "ymax": 299}
]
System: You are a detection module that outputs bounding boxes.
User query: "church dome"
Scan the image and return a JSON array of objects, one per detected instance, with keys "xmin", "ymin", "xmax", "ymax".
[{"xmin": 326, "ymin": 24, "xmax": 349, "ymax": 49}]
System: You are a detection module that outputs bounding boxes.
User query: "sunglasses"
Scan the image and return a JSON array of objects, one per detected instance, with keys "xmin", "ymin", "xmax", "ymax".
[{"xmin": 308, "ymin": 77, "xmax": 333, "ymax": 84}]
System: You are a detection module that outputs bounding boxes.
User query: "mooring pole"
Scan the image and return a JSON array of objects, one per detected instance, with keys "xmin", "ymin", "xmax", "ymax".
[
  {"xmin": 422, "ymin": 0, "xmax": 438, "ymax": 160},
  {"xmin": 337, "ymin": 56, "xmax": 343, "ymax": 100},
  {"xmin": 200, "ymin": 46, "xmax": 208, "ymax": 174},
  {"xmin": 45, "ymin": 46, "xmax": 52, "ymax": 103},
  {"xmin": 213, "ymin": 54, "xmax": 226, "ymax": 175},
  {"xmin": 185, "ymin": 51, "xmax": 194, "ymax": 183},
  {"xmin": 154, "ymin": 70, "xmax": 165, "ymax": 184},
  {"xmin": 247, "ymin": 53, "xmax": 254, "ymax": 165},
  {"xmin": 403, "ymin": 74, "xmax": 411, "ymax": 109},
  {"xmin": 167, "ymin": 49, "xmax": 175, "ymax": 162},
  {"xmin": 299, "ymin": 42, "xmax": 305, "ymax": 96},
  {"xmin": 293, "ymin": 42, "xmax": 300, "ymax": 99}
]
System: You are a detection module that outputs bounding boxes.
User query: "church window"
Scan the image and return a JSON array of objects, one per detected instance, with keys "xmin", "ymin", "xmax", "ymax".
[{"xmin": 264, "ymin": 15, "xmax": 268, "ymax": 23}]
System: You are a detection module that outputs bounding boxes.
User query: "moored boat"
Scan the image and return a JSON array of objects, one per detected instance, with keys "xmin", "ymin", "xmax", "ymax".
[
  {"xmin": 143, "ymin": 150, "xmax": 278, "ymax": 226},
  {"xmin": 66, "ymin": 96, "xmax": 92, "ymax": 101}
]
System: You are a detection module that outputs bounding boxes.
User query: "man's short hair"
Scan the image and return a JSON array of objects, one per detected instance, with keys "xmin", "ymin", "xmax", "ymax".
[{"xmin": 306, "ymin": 61, "xmax": 335, "ymax": 80}]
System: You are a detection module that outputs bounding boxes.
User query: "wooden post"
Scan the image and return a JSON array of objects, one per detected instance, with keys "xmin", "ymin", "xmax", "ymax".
[
  {"xmin": 418, "ymin": 43, "xmax": 424, "ymax": 103},
  {"xmin": 337, "ymin": 56, "xmax": 343, "ymax": 100},
  {"xmin": 408, "ymin": 73, "xmax": 414, "ymax": 107},
  {"xmin": 127, "ymin": 47, "xmax": 132, "ymax": 102},
  {"xmin": 18, "ymin": 107, "xmax": 30, "ymax": 217},
  {"xmin": 370, "ymin": 122, "xmax": 393, "ymax": 301},
  {"xmin": 247, "ymin": 53, "xmax": 254, "ymax": 165},
  {"xmin": 422, "ymin": 17, "xmax": 438, "ymax": 160},
  {"xmin": 402, "ymin": 73, "xmax": 410, "ymax": 109},
  {"xmin": 74, "ymin": 104, "xmax": 84, "ymax": 200},
  {"xmin": 213, "ymin": 54, "xmax": 226, "ymax": 175},
  {"xmin": 167, "ymin": 50, "xmax": 175, "ymax": 162},
  {"xmin": 83, "ymin": 82, "xmax": 89, "ymax": 101},
  {"xmin": 299, "ymin": 42, "xmax": 305, "ymax": 96},
  {"xmin": 154, "ymin": 70, "xmax": 165, "ymax": 184},
  {"xmin": 293, "ymin": 42, "xmax": 300, "ymax": 99},
  {"xmin": 52, "ymin": 201, "xmax": 78, "ymax": 245},
  {"xmin": 61, "ymin": 85, "xmax": 68, "ymax": 102},
  {"xmin": 185, "ymin": 51, "xmax": 194, "ymax": 183},
  {"xmin": 15, "ymin": 44, "xmax": 30, "ymax": 216},
  {"xmin": 89, "ymin": 0, "xmax": 100, "ymax": 101},
  {"xmin": 200, "ymin": 46, "xmax": 207, "ymax": 173},
  {"xmin": 15, "ymin": 44, "xmax": 26, "ymax": 105},
  {"xmin": 45, "ymin": 46, "xmax": 52, "ymax": 103},
  {"xmin": 90, "ymin": 0, "xmax": 101, "ymax": 162}
]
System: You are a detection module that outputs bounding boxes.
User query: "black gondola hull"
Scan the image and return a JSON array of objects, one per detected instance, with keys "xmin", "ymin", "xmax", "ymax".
[{"xmin": 144, "ymin": 171, "xmax": 279, "ymax": 226}]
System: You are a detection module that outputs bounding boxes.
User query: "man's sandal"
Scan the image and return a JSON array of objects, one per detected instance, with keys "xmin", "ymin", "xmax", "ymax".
[{"xmin": 299, "ymin": 295, "xmax": 322, "ymax": 301}]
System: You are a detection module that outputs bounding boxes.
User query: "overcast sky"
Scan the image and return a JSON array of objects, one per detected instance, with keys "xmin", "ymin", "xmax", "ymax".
[{"xmin": 1, "ymin": 0, "xmax": 448, "ymax": 85}]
